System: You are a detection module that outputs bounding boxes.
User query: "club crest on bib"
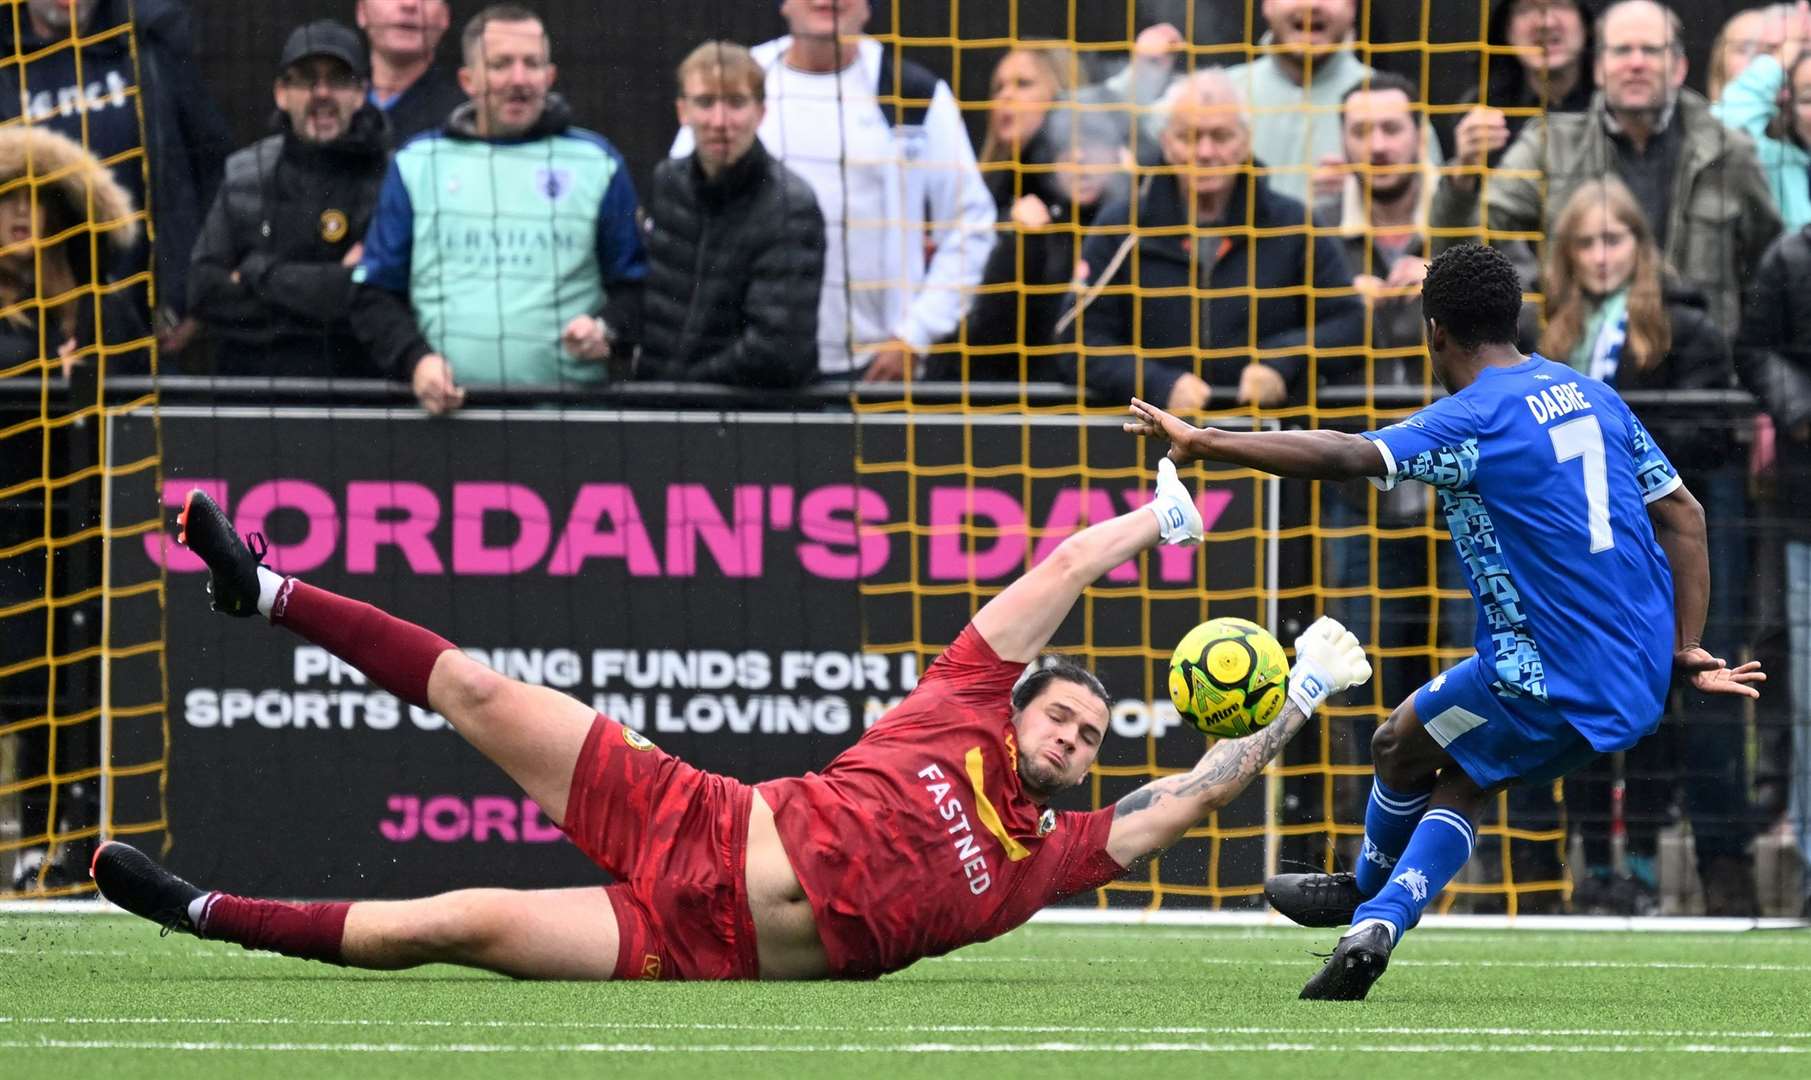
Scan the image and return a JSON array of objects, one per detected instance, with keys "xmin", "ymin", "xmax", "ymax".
[
  {"xmin": 319, "ymin": 209, "xmax": 348, "ymax": 243},
  {"xmin": 1037, "ymin": 809, "xmax": 1057, "ymax": 837},
  {"xmin": 622, "ymin": 728, "xmax": 655, "ymax": 752},
  {"xmin": 535, "ymin": 166, "xmax": 573, "ymax": 202}
]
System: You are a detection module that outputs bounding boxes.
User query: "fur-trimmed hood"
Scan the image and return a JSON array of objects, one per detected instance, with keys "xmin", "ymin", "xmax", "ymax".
[{"xmin": 0, "ymin": 125, "xmax": 140, "ymax": 250}]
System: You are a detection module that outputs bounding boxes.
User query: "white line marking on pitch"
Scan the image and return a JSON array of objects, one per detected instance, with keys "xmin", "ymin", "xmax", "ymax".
[
  {"xmin": 8, "ymin": 946, "xmax": 1805, "ymax": 973},
  {"xmin": 15, "ymin": 947, "xmax": 1804, "ymax": 973},
  {"xmin": 1018, "ymin": 926, "xmax": 1811, "ymax": 947},
  {"xmin": 3, "ymin": 1018, "xmax": 1809, "ymax": 1041},
  {"xmin": 928, "ymin": 956, "xmax": 1811, "ymax": 972},
  {"xmin": 3, "ymin": 1039, "xmax": 1808, "ymax": 1055}
]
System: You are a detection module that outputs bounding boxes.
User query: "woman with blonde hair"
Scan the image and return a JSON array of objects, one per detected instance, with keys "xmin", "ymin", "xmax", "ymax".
[
  {"xmin": 1538, "ymin": 178, "xmax": 1725, "ymax": 395},
  {"xmin": 977, "ymin": 44, "xmax": 1074, "ymax": 166},
  {"xmin": 958, "ymin": 43, "xmax": 1129, "ymax": 382},
  {"xmin": 1535, "ymin": 177, "xmax": 1758, "ymax": 914}
]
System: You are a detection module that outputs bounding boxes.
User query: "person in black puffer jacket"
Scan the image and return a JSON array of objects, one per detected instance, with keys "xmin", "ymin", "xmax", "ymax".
[
  {"xmin": 189, "ymin": 21, "xmax": 391, "ymax": 379},
  {"xmin": 1738, "ymin": 222, "xmax": 1811, "ymax": 918},
  {"xmin": 638, "ymin": 42, "xmax": 824, "ymax": 388}
]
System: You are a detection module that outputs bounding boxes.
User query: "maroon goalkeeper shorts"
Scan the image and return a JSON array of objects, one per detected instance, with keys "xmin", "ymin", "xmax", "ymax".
[{"xmin": 561, "ymin": 714, "xmax": 759, "ymax": 981}]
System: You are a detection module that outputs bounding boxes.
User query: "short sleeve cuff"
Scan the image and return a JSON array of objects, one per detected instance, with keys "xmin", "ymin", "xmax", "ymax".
[
  {"xmin": 1361, "ymin": 433, "xmax": 1400, "ymax": 491},
  {"xmin": 1642, "ymin": 471, "xmax": 1684, "ymax": 505}
]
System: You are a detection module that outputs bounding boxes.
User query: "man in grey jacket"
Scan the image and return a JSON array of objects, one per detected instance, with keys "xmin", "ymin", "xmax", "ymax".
[{"xmin": 1431, "ymin": 0, "xmax": 1780, "ymax": 333}]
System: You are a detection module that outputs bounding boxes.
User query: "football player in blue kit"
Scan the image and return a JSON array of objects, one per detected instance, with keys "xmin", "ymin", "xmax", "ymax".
[{"xmin": 1124, "ymin": 243, "xmax": 1764, "ymax": 1000}]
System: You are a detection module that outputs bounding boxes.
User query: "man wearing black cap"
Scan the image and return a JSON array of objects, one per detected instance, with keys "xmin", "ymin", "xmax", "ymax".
[{"xmin": 188, "ymin": 21, "xmax": 391, "ymax": 378}]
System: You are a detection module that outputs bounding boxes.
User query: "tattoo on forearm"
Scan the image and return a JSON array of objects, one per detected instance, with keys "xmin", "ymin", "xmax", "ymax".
[{"xmin": 1114, "ymin": 702, "xmax": 1308, "ymax": 822}]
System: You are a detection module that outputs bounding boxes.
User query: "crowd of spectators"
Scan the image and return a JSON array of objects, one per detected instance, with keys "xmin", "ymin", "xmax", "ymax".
[{"xmin": 2, "ymin": 0, "xmax": 1808, "ymax": 912}]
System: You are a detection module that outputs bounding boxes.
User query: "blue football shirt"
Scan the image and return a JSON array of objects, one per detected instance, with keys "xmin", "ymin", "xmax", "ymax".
[{"xmin": 1362, "ymin": 354, "xmax": 1680, "ymax": 750}]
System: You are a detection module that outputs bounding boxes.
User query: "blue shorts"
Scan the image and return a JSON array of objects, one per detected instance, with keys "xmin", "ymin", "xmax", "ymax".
[{"xmin": 1412, "ymin": 655, "xmax": 1602, "ymax": 789}]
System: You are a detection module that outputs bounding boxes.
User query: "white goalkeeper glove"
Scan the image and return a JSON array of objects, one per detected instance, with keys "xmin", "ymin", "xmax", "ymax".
[
  {"xmin": 1287, "ymin": 616, "xmax": 1372, "ymax": 716},
  {"xmin": 1146, "ymin": 458, "xmax": 1203, "ymax": 546}
]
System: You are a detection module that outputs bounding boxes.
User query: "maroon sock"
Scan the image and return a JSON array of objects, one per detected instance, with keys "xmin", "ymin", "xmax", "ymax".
[
  {"xmin": 199, "ymin": 893, "xmax": 352, "ymax": 965},
  {"xmin": 270, "ymin": 580, "xmax": 453, "ymax": 709}
]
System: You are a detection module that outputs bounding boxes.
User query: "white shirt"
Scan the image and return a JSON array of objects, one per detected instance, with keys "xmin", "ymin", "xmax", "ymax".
[{"xmin": 674, "ymin": 37, "xmax": 995, "ymax": 374}]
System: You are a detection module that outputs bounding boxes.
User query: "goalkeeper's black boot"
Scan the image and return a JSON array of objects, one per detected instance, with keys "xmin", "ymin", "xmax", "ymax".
[
  {"xmin": 177, "ymin": 488, "xmax": 267, "ymax": 617},
  {"xmin": 1299, "ymin": 920, "xmax": 1394, "ymax": 1001},
  {"xmin": 1265, "ymin": 872, "xmax": 1364, "ymax": 927},
  {"xmin": 90, "ymin": 841, "xmax": 207, "ymax": 937}
]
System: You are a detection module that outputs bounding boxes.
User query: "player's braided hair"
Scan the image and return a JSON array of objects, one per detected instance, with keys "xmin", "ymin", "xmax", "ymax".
[
  {"xmin": 1421, "ymin": 242, "xmax": 1523, "ymax": 350},
  {"xmin": 1012, "ymin": 656, "xmax": 1111, "ymax": 715}
]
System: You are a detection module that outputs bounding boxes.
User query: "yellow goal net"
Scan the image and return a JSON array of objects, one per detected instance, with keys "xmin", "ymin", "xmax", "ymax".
[
  {"xmin": 1, "ymin": 0, "xmax": 169, "ymax": 898},
  {"xmin": 853, "ymin": 0, "xmax": 1571, "ymax": 913}
]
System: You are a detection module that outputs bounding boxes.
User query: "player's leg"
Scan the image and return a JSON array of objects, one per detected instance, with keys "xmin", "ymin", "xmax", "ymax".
[
  {"xmin": 1353, "ymin": 691, "xmax": 1453, "ymax": 895},
  {"xmin": 1297, "ymin": 696, "xmax": 1487, "ymax": 1001},
  {"xmin": 92, "ymin": 841, "xmax": 622, "ymax": 978},
  {"xmin": 1301, "ymin": 658, "xmax": 1592, "ymax": 1000},
  {"xmin": 972, "ymin": 458, "xmax": 1201, "ymax": 662},
  {"xmin": 1298, "ymin": 759, "xmax": 1488, "ymax": 1002},
  {"xmin": 1264, "ymin": 690, "xmax": 1449, "ymax": 927},
  {"xmin": 1346, "ymin": 664, "xmax": 1495, "ymax": 925},
  {"xmin": 338, "ymin": 887, "xmax": 620, "ymax": 978},
  {"xmin": 178, "ymin": 489, "xmax": 593, "ymax": 824}
]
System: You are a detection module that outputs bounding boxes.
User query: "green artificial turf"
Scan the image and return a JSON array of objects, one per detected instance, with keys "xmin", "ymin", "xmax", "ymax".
[{"xmin": 2, "ymin": 915, "xmax": 1808, "ymax": 1079}]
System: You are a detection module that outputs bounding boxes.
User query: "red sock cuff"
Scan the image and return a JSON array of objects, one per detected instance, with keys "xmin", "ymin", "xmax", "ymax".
[
  {"xmin": 201, "ymin": 894, "xmax": 352, "ymax": 966},
  {"xmin": 270, "ymin": 580, "xmax": 453, "ymax": 709}
]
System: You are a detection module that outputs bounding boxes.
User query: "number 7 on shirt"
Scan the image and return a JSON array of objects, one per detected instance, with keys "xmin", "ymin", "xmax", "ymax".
[{"xmin": 1549, "ymin": 415, "xmax": 1614, "ymax": 554}]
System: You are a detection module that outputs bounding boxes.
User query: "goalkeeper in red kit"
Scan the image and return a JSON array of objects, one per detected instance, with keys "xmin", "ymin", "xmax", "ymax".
[{"xmin": 93, "ymin": 460, "xmax": 1372, "ymax": 980}]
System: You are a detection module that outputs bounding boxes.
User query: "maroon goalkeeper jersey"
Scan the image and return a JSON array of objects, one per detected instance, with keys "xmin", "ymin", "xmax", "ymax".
[{"xmin": 756, "ymin": 624, "xmax": 1124, "ymax": 978}]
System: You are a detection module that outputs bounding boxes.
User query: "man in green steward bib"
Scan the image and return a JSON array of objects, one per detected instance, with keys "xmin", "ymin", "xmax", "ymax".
[{"xmin": 351, "ymin": 3, "xmax": 647, "ymax": 414}]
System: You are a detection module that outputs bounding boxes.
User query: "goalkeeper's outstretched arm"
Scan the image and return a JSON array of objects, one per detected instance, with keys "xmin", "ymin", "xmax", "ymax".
[
  {"xmin": 1122, "ymin": 396, "xmax": 1384, "ymax": 481},
  {"xmin": 1104, "ymin": 618, "xmax": 1372, "ymax": 867}
]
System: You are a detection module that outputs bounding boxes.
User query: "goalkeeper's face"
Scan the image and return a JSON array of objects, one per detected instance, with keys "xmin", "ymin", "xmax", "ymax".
[{"xmin": 1010, "ymin": 681, "xmax": 1108, "ymax": 801}]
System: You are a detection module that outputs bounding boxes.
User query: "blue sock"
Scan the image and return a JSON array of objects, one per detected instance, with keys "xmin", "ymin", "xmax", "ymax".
[
  {"xmin": 1354, "ymin": 778, "xmax": 1433, "ymax": 897},
  {"xmin": 1351, "ymin": 806, "xmax": 1476, "ymax": 941}
]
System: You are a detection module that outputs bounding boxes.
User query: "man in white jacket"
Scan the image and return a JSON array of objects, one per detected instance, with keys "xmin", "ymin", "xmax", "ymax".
[{"xmin": 673, "ymin": 0, "xmax": 994, "ymax": 381}]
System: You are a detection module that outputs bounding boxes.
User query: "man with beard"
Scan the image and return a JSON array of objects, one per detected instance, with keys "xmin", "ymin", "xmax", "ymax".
[
  {"xmin": 1320, "ymin": 73, "xmax": 1435, "ymax": 356},
  {"xmin": 349, "ymin": 4, "xmax": 646, "ymax": 414},
  {"xmin": 1313, "ymin": 72, "xmax": 1469, "ymax": 846},
  {"xmin": 1432, "ymin": 0, "xmax": 1780, "ymax": 332},
  {"xmin": 90, "ymin": 463, "xmax": 1374, "ymax": 981},
  {"xmin": 0, "ymin": 0, "xmax": 231, "ymax": 356},
  {"xmin": 189, "ymin": 21, "xmax": 391, "ymax": 378},
  {"xmin": 1223, "ymin": 0, "xmax": 1441, "ymax": 205},
  {"xmin": 356, "ymin": 0, "xmax": 466, "ymax": 142}
]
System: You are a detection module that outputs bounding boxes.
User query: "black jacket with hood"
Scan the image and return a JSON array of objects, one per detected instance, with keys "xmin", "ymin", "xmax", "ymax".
[
  {"xmin": 0, "ymin": 0, "xmax": 232, "ymax": 319},
  {"xmin": 1738, "ymin": 225, "xmax": 1811, "ymax": 534},
  {"xmin": 0, "ymin": 126, "xmax": 148, "ymax": 372}
]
